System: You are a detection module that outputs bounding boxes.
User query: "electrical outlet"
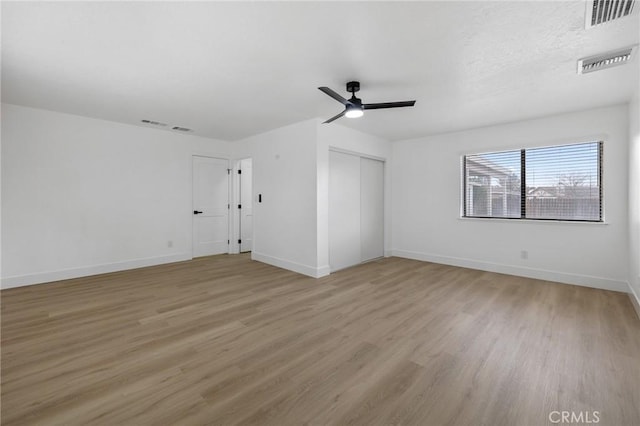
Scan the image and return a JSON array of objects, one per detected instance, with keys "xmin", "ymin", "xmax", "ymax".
[
  {"xmin": 167, "ymin": 240, "xmax": 173, "ymax": 248},
  {"xmin": 520, "ymin": 250, "xmax": 528, "ymax": 260}
]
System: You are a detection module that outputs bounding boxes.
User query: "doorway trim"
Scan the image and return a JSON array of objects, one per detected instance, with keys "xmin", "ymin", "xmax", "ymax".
[{"xmin": 229, "ymin": 157, "xmax": 253, "ymax": 254}]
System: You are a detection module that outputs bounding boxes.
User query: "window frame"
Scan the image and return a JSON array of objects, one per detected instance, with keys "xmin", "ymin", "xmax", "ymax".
[{"xmin": 461, "ymin": 141, "xmax": 603, "ymax": 223}]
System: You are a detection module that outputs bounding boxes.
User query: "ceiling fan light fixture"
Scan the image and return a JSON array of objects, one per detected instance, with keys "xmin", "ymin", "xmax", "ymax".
[{"xmin": 345, "ymin": 104, "xmax": 364, "ymax": 118}]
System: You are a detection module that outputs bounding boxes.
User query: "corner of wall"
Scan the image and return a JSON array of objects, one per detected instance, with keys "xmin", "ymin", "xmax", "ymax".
[
  {"xmin": 629, "ymin": 284, "xmax": 640, "ymax": 320},
  {"xmin": 628, "ymin": 82, "xmax": 640, "ymax": 314},
  {"xmin": 316, "ymin": 123, "xmax": 330, "ymax": 272},
  {"xmin": 235, "ymin": 118, "xmax": 323, "ymax": 276}
]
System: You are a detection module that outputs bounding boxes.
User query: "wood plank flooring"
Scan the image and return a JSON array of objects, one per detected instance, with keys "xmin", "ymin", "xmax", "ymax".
[{"xmin": 2, "ymin": 255, "xmax": 639, "ymax": 425}]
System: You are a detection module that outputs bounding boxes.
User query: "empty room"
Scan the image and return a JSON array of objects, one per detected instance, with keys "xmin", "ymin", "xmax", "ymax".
[{"xmin": 2, "ymin": 1, "xmax": 639, "ymax": 425}]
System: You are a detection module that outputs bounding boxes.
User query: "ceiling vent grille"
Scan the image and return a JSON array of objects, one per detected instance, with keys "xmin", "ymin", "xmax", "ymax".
[
  {"xmin": 141, "ymin": 120, "xmax": 193, "ymax": 133},
  {"xmin": 172, "ymin": 126, "xmax": 192, "ymax": 132},
  {"xmin": 141, "ymin": 119, "xmax": 167, "ymax": 126},
  {"xmin": 586, "ymin": 0, "xmax": 636, "ymax": 27},
  {"xmin": 577, "ymin": 45, "xmax": 637, "ymax": 73}
]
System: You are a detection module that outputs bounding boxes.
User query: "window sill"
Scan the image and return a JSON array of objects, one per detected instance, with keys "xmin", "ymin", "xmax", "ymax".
[{"xmin": 458, "ymin": 217, "xmax": 608, "ymax": 225}]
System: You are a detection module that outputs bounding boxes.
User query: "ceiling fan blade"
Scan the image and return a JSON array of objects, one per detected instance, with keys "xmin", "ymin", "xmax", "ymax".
[
  {"xmin": 363, "ymin": 100, "xmax": 416, "ymax": 110},
  {"xmin": 323, "ymin": 110, "xmax": 346, "ymax": 124},
  {"xmin": 318, "ymin": 87, "xmax": 350, "ymax": 105}
]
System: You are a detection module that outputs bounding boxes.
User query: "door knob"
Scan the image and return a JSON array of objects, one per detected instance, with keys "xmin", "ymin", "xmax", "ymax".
[{"xmin": 193, "ymin": 210, "xmax": 203, "ymax": 214}]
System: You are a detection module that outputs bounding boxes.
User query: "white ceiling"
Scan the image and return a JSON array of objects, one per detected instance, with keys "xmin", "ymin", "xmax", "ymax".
[{"xmin": 2, "ymin": 1, "xmax": 639, "ymax": 142}]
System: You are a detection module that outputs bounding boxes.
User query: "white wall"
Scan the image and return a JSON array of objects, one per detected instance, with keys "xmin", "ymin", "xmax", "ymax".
[
  {"xmin": 234, "ymin": 119, "xmax": 322, "ymax": 277},
  {"xmin": 392, "ymin": 105, "xmax": 630, "ymax": 292},
  {"xmin": 629, "ymin": 88, "xmax": 640, "ymax": 309},
  {"xmin": 1, "ymin": 106, "xmax": 390, "ymax": 286},
  {"xmin": 231, "ymin": 119, "xmax": 391, "ymax": 278},
  {"xmin": 1, "ymin": 104, "xmax": 231, "ymax": 288},
  {"xmin": 6, "ymin": 102, "xmax": 630, "ymax": 293}
]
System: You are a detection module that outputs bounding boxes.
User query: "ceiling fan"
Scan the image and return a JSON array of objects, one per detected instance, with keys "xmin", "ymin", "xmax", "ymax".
[{"xmin": 318, "ymin": 81, "xmax": 416, "ymax": 124}]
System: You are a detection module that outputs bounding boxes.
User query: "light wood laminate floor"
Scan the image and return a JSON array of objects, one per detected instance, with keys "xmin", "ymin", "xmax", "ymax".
[{"xmin": 2, "ymin": 255, "xmax": 639, "ymax": 425}]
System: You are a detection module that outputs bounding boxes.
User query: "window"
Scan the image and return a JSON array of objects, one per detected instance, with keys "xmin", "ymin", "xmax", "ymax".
[{"xmin": 463, "ymin": 142, "xmax": 602, "ymax": 222}]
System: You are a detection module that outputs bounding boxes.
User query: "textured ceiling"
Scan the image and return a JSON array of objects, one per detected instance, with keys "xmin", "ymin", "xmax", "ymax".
[{"xmin": 2, "ymin": 1, "xmax": 639, "ymax": 141}]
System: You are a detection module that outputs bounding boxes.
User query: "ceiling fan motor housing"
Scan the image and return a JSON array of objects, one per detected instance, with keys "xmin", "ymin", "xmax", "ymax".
[{"xmin": 346, "ymin": 81, "xmax": 360, "ymax": 93}]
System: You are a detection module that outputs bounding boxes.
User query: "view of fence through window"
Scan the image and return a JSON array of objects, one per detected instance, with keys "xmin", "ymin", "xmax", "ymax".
[{"xmin": 463, "ymin": 142, "xmax": 602, "ymax": 222}]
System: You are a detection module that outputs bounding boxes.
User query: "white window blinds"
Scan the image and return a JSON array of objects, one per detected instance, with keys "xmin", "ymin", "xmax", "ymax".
[
  {"xmin": 464, "ymin": 150, "xmax": 521, "ymax": 218},
  {"xmin": 463, "ymin": 141, "xmax": 603, "ymax": 222}
]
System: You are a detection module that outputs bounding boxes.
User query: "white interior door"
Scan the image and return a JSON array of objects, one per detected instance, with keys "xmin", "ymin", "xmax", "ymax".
[
  {"xmin": 192, "ymin": 156, "xmax": 229, "ymax": 257},
  {"xmin": 329, "ymin": 151, "xmax": 361, "ymax": 272},
  {"xmin": 360, "ymin": 157, "xmax": 384, "ymax": 262},
  {"xmin": 239, "ymin": 158, "xmax": 253, "ymax": 252}
]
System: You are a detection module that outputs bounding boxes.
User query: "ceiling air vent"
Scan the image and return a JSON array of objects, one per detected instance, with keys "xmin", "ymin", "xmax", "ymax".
[
  {"xmin": 171, "ymin": 126, "xmax": 192, "ymax": 132},
  {"xmin": 141, "ymin": 119, "xmax": 167, "ymax": 126},
  {"xmin": 577, "ymin": 45, "xmax": 637, "ymax": 73},
  {"xmin": 586, "ymin": 0, "xmax": 636, "ymax": 27}
]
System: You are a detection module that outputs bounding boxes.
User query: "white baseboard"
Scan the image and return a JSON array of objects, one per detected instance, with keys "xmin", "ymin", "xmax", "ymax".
[
  {"xmin": 391, "ymin": 249, "xmax": 629, "ymax": 293},
  {"xmin": 629, "ymin": 283, "xmax": 640, "ymax": 320},
  {"xmin": 1, "ymin": 253, "xmax": 192, "ymax": 290},
  {"xmin": 251, "ymin": 252, "xmax": 329, "ymax": 278}
]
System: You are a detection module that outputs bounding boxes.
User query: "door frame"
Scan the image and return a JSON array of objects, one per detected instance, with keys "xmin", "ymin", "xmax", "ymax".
[
  {"xmin": 238, "ymin": 158, "xmax": 253, "ymax": 253},
  {"xmin": 229, "ymin": 157, "xmax": 253, "ymax": 254},
  {"xmin": 190, "ymin": 153, "xmax": 231, "ymax": 258}
]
